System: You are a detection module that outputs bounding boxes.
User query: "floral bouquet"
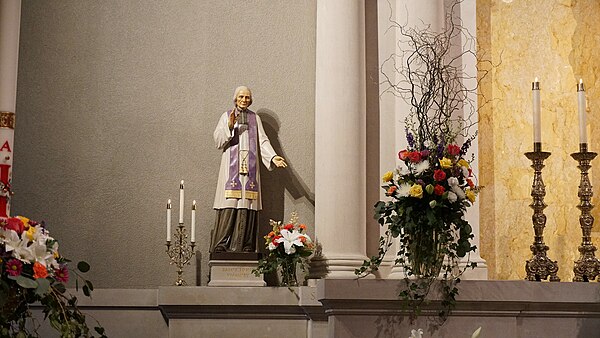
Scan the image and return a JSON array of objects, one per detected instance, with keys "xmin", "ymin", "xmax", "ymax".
[
  {"xmin": 253, "ymin": 212, "xmax": 314, "ymax": 286},
  {"xmin": 0, "ymin": 216, "xmax": 105, "ymax": 337},
  {"xmin": 356, "ymin": 132, "xmax": 480, "ymax": 320}
]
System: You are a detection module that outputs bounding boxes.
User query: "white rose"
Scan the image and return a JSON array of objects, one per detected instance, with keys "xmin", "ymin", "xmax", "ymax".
[{"xmin": 447, "ymin": 191, "xmax": 458, "ymax": 203}]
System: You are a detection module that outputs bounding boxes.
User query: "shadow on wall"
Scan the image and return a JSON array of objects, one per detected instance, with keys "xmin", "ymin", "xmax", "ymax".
[{"xmin": 257, "ymin": 109, "xmax": 315, "ymax": 284}]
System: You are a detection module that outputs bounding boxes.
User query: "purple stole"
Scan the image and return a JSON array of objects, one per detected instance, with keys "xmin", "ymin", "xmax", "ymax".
[{"xmin": 224, "ymin": 109, "xmax": 259, "ymax": 200}]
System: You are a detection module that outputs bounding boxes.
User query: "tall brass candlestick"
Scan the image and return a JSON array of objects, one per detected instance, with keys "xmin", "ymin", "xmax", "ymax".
[
  {"xmin": 166, "ymin": 223, "xmax": 196, "ymax": 286},
  {"xmin": 525, "ymin": 142, "xmax": 560, "ymax": 282},
  {"xmin": 571, "ymin": 143, "xmax": 600, "ymax": 282}
]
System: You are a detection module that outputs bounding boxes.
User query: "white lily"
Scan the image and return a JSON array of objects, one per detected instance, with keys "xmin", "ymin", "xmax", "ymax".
[
  {"xmin": 275, "ymin": 229, "xmax": 305, "ymax": 255},
  {"xmin": 2, "ymin": 229, "xmax": 34, "ymax": 262},
  {"xmin": 30, "ymin": 241, "xmax": 55, "ymax": 267}
]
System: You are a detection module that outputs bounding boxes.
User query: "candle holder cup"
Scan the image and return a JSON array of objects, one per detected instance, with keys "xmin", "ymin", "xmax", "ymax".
[
  {"xmin": 166, "ymin": 223, "xmax": 196, "ymax": 286},
  {"xmin": 525, "ymin": 143, "xmax": 560, "ymax": 282},
  {"xmin": 571, "ymin": 143, "xmax": 600, "ymax": 282}
]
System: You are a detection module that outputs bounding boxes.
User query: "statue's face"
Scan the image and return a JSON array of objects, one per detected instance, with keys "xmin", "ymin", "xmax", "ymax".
[{"xmin": 236, "ymin": 89, "xmax": 252, "ymax": 110}]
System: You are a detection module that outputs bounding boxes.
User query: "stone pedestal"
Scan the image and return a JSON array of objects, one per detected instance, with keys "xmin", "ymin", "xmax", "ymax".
[{"xmin": 208, "ymin": 252, "xmax": 265, "ymax": 287}]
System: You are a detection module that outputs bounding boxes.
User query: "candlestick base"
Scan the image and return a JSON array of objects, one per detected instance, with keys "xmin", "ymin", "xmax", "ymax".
[
  {"xmin": 524, "ymin": 150, "xmax": 560, "ymax": 282},
  {"xmin": 166, "ymin": 224, "xmax": 196, "ymax": 286},
  {"xmin": 571, "ymin": 150, "xmax": 600, "ymax": 282}
]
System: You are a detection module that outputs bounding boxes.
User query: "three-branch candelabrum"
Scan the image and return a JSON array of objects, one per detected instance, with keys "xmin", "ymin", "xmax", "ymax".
[
  {"xmin": 525, "ymin": 142, "xmax": 560, "ymax": 282},
  {"xmin": 165, "ymin": 198, "xmax": 196, "ymax": 286},
  {"xmin": 571, "ymin": 143, "xmax": 600, "ymax": 282}
]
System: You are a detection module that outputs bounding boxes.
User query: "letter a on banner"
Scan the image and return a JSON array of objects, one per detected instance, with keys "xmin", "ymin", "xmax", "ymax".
[{"xmin": 0, "ymin": 112, "xmax": 15, "ymax": 217}]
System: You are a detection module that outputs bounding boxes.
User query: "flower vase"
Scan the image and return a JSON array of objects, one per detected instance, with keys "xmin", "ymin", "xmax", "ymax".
[
  {"xmin": 407, "ymin": 228, "xmax": 445, "ymax": 278},
  {"xmin": 279, "ymin": 259, "xmax": 298, "ymax": 286}
]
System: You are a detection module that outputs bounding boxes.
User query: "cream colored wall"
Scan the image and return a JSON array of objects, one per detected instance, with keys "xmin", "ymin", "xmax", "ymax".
[
  {"xmin": 14, "ymin": 1, "xmax": 316, "ymax": 287},
  {"xmin": 478, "ymin": 0, "xmax": 600, "ymax": 281}
]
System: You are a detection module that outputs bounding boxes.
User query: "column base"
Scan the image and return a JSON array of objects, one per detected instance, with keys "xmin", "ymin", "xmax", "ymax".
[{"xmin": 309, "ymin": 254, "xmax": 371, "ymax": 279}]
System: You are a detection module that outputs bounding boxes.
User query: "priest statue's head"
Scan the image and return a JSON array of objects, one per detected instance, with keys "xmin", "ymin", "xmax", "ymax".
[{"xmin": 233, "ymin": 85, "xmax": 252, "ymax": 110}]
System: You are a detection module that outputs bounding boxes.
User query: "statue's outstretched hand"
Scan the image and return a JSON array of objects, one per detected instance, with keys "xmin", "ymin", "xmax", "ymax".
[{"xmin": 273, "ymin": 156, "xmax": 287, "ymax": 168}]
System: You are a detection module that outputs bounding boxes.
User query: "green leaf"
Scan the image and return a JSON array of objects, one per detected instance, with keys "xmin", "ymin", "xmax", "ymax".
[
  {"xmin": 85, "ymin": 280, "xmax": 94, "ymax": 292},
  {"xmin": 83, "ymin": 285, "xmax": 91, "ymax": 297},
  {"xmin": 35, "ymin": 277, "xmax": 51, "ymax": 295},
  {"xmin": 15, "ymin": 275, "xmax": 38, "ymax": 289},
  {"xmin": 77, "ymin": 261, "xmax": 90, "ymax": 273}
]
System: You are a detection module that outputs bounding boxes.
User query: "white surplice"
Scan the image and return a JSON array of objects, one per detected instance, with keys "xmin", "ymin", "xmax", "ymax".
[{"xmin": 212, "ymin": 110, "xmax": 277, "ymax": 211}]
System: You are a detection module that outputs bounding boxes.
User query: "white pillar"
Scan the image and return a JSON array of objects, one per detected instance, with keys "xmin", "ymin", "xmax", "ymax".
[
  {"xmin": 459, "ymin": 0, "xmax": 488, "ymax": 280},
  {"xmin": 0, "ymin": 0, "xmax": 21, "ymax": 218},
  {"xmin": 313, "ymin": 0, "xmax": 368, "ymax": 278}
]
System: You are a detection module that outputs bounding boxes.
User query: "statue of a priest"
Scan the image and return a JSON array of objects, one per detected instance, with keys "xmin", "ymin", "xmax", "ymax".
[{"xmin": 210, "ymin": 86, "xmax": 287, "ymax": 253}]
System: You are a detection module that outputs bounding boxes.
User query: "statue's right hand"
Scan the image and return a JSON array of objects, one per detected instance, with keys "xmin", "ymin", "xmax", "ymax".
[{"xmin": 228, "ymin": 111, "xmax": 236, "ymax": 130}]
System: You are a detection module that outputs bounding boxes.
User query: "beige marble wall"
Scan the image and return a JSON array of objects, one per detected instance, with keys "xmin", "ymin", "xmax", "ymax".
[{"xmin": 478, "ymin": 0, "xmax": 600, "ymax": 281}]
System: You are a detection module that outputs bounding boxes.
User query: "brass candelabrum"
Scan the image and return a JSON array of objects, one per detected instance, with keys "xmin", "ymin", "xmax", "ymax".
[
  {"xmin": 571, "ymin": 143, "xmax": 600, "ymax": 282},
  {"xmin": 525, "ymin": 142, "xmax": 560, "ymax": 282},
  {"xmin": 165, "ymin": 223, "xmax": 196, "ymax": 286}
]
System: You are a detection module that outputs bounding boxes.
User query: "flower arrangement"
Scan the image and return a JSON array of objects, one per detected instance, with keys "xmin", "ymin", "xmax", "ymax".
[
  {"xmin": 0, "ymin": 216, "xmax": 105, "ymax": 337},
  {"xmin": 356, "ymin": 0, "xmax": 486, "ymax": 321},
  {"xmin": 253, "ymin": 212, "xmax": 314, "ymax": 286}
]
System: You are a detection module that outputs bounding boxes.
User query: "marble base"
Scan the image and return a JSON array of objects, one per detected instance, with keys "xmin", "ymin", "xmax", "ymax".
[{"xmin": 208, "ymin": 260, "xmax": 266, "ymax": 287}]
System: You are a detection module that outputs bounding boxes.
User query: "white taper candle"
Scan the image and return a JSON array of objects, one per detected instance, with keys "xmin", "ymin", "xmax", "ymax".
[
  {"xmin": 191, "ymin": 200, "xmax": 196, "ymax": 242},
  {"xmin": 166, "ymin": 199, "xmax": 172, "ymax": 242},
  {"xmin": 179, "ymin": 180, "xmax": 184, "ymax": 224},
  {"xmin": 578, "ymin": 79, "xmax": 587, "ymax": 144},
  {"xmin": 532, "ymin": 77, "xmax": 541, "ymax": 143}
]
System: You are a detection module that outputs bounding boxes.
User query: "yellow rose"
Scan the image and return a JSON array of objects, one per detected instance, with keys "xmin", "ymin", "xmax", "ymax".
[
  {"xmin": 382, "ymin": 171, "xmax": 394, "ymax": 182},
  {"xmin": 458, "ymin": 159, "xmax": 469, "ymax": 168},
  {"xmin": 466, "ymin": 188, "xmax": 476, "ymax": 203},
  {"xmin": 439, "ymin": 157, "xmax": 453, "ymax": 169},
  {"xmin": 409, "ymin": 184, "xmax": 423, "ymax": 199}
]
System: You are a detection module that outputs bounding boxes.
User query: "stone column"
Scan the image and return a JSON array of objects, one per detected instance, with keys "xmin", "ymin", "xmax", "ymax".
[
  {"xmin": 459, "ymin": 0, "xmax": 488, "ymax": 280},
  {"xmin": 312, "ymin": 0, "xmax": 368, "ymax": 278},
  {"xmin": 0, "ymin": 0, "xmax": 21, "ymax": 217}
]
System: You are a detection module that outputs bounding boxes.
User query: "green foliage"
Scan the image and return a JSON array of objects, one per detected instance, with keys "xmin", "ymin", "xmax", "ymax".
[{"xmin": 0, "ymin": 261, "xmax": 107, "ymax": 338}]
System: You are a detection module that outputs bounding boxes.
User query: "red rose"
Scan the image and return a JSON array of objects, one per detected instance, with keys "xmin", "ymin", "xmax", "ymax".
[
  {"xmin": 398, "ymin": 150, "xmax": 410, "ymax": 161},
  {"xmin": 283, "ymin": 223, "xmax": 294, "ymax": 231},
  {"xmin": 433, "ymin": 169, "xmax": 447, "ymax": 181},
  {"xmin": 433, "ymin": 185, "xmax": 445, "ymax": 196},
  {"xmin": 447, "ymin": 144, "xmax": 461, "ymax": 156},
  {"xmin": 4, "ymin": 217, "xmax": 25, "ymax": 235},
  {"xmin": 408, "ymin": 151, "xmax": 422, "ymax": 163}
]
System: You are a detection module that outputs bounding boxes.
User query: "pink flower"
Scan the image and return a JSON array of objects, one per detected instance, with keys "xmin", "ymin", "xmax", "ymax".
[
  {"xmin": 447, "ymin": 144, "xmax": 460, "ymax": 156},
  {"xmin": 6, "ymin": 259, "xmax": 23, "ymax": 276},
  {"xmin": 54, "ymin": 266, "xmax": 69, "ymax": 283}
]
